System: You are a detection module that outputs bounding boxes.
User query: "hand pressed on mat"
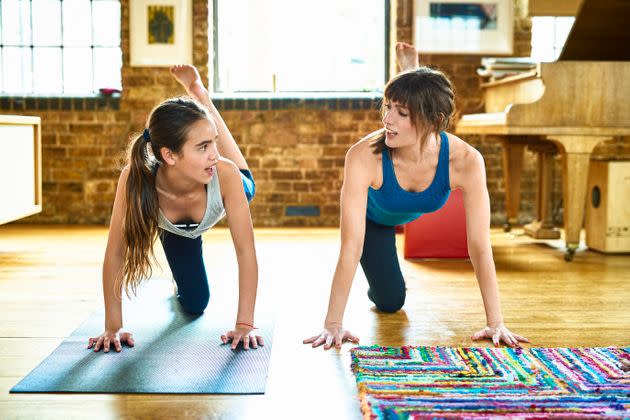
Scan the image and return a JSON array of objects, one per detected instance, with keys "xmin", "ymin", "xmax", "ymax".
[
  {"xmin": 221, "ymin": 325, "xmax": 264, "ymax": 350},
  {"xmin": 87, "ymin": 329, "xmax": 135, "ymax": 353}
]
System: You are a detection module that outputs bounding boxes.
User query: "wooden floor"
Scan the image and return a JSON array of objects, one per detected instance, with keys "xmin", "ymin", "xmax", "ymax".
[{"xmin": 1, "ymin": 225, "xmax": 629, "ymax": 419}]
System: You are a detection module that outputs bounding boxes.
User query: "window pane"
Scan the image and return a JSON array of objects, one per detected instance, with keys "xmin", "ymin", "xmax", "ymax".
[
  {"xmin": 63, "ymin": 0, "xmax": 92, "ymax": 46},
  {"xmin": 93, "ymin": 0, "xmax": 121, "ymax": 47},
  {"xmin": 217, "ymin": 0, "xmax": 384, "ymax": 92},
  {"xmin": 1, "ymin": 0, "xmax": 121, "ymax": 95},
  {"xmin": 217, "ymin": 1, "xmax": 272, "ymax": 91},
  {"xmin": 554, "ymin": 17, "xmax": 574, "ymax": 49},
  {"xmin": 280, "ymin": 0, "xmax": 383, "ymax": 92},
  {"xmin": 2, "ymin": 0, "xmax": 32, "ymax": 45},
  {"xmin": 63, "ymin": 47, "xmax": 93, "ymax": 94},
  {"xmin": 531, "ymin": 17, "xmax": 555, "ymax": 62},
  {"xmin": 0, "ymin": 48, "xmax": 3, "ymax": 91},
  {"xmin": 32, "ymin": 0, "xmax": 62, "ymax": 46},
  {"xmin": 93, "ymin": 47, "xmax": 121, "ymax": 90},
  {"xmin": 33, "ymin": 47, "xmax": 62, "ymax": 93},
  {"xmin": 2, "ymin": 47, "xmax": 33, "ymax": 93},
  {"xmin": 531, "ymin": 16, "xmax": 575, "ymax": 62}
]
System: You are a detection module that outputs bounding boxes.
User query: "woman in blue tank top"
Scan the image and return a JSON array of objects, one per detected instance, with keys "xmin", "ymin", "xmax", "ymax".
[{"xmin": 304, "ymin": 43, "xmax": 528, "ymax": 350}]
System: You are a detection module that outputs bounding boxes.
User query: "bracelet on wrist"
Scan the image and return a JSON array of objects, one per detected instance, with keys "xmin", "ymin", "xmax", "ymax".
[{"xmin": 236, "ymin": 322, "xmax": 257, "ymax": 329}]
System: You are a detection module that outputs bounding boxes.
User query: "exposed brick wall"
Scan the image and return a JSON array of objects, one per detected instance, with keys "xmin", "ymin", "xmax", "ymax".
[
  {"xmin": 225, "ymin": 108, "xmax": 381, "ymax": 227},
  {"xmin": 3, "ymin": 0, "xmax": 628, "ymax": 226},
  {"xmin": 39, "ymin": 108, "xmax": 128, "ymax": 224}
]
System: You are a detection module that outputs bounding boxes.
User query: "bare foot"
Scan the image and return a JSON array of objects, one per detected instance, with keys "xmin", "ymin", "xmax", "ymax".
[
  {"xmin": 395, "ymin": 42, "xmax": 419, "ymax": 72},
  {"xmin": 170, "ymin": 64, "xmax": 202, "ymax": 93}
]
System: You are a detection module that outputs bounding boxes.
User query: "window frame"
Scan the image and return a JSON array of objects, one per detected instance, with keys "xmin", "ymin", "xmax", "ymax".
[{"xmin": 0, "ymin": 0, "xmax": 122, "ymax": 97}]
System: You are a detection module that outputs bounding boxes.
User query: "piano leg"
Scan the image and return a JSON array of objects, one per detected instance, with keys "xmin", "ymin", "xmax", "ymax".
[
  {"xmin": 523, "ymin": 144, "xmax": 561, "ymax": 239},
  {"xmin": 500, "ymin": 138, "xmax": 526, "ymax": 232},
  {"xmin": 548, "ymin": 136, "xmax": 612, "ymax": 261}
]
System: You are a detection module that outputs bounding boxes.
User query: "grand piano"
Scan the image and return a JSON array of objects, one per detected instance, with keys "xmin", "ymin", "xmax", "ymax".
[{"xmin": 456, "ymin": 0, "xmax": 630, "ymax": 260}]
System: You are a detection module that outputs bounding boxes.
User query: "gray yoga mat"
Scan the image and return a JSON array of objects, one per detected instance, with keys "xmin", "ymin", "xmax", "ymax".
[{"xmin": 11, "ymin": 279, "xmax": 273, "ymax": 394}]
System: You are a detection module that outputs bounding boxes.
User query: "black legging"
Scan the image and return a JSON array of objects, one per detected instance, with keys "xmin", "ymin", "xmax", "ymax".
[
  {"xmin": 157, "ymin": 169, "xmax": 255, "ymax": 314},
  {"xmin": 360, "ymin": 218, "xmax": 406, "ymax": 313},
  {"xmin": 159, "ymin": 231, "xmax": 210, "ymax": 314}
]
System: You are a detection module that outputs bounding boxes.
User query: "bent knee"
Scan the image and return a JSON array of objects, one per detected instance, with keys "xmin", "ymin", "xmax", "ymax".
[
  {"xmin": 178, "ymin": 294, "xmax": 209, "ymax": 314},
  {"xmin": 372, "ymin": 292, "xmax": 406, "ymax": 313},
  {"xmin": 375, "ymin": 300, "xmax": 405, "ymax": 313}
]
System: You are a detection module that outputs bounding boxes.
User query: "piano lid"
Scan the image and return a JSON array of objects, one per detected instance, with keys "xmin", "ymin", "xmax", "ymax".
[{"xmin": 559, "ymin": 0, "xmax": 630, "ymax": 61}]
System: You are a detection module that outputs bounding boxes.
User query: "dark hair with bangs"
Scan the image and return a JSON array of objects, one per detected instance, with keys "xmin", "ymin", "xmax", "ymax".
[{"xmin": 371, "ymin": 66, "xmax": 455, "ymax": 154}]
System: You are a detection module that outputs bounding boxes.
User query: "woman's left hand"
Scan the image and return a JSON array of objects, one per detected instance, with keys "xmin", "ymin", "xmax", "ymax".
[
  {"xmin": 471, "ymin": 324, "xmax": 529, "ymax": 347},
  {"xmin": 221, "ymin": 325, "xmax": 264, "ymax": 350}
]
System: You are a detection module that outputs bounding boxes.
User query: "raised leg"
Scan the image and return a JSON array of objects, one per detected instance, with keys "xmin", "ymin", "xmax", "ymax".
[
  {"xmin": 395, "ymin": 42, "xmax": 420, "ymax": 72},
  {"xmin": 170, "ymin": 65, "xmax": 248, "ymax": 170}
]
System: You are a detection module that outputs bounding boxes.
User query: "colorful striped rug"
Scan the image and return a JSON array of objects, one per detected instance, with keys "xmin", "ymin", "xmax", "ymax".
[{"xmin": 351, "ymin": 346, "xmax": 629, "ymax": 419}]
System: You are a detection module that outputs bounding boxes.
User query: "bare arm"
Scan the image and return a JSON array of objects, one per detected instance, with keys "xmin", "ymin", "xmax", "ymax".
[
  {"xmin": 460, "ymin": 150, "xmax": 529, "ymax": 346},
  {"xmin": 325, "ymin": 151, "xmax": 371, "ymax": 326},
  {"xmin": 218, "ymin": 160, "xmax": 262, "ymax": 349},
  {"xmin": 88, "ymin": 168, "xmax": 135, "ymax": 352},
  {"xmin": 460, "ymin": 151, "xmax": 503, "ymax": 326},
  {"xmin": 304, "ymin": 143, "xmax": 372, "ymax": 349}
]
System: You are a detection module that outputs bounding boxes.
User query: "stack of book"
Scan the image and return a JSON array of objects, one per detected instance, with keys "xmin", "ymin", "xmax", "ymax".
[{"xmin": 476, "ymin": 57, "xmax": 538, "ymax": 81}]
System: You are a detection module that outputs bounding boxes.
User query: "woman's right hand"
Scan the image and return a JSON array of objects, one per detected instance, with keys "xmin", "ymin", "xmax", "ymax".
[
  {"xmin": 87, "ymin": 330, "xmax": 135, "ymax": 353},
  {"xmin": 303, "ymin": 325, "xmax": 359, "ymax": 350}
]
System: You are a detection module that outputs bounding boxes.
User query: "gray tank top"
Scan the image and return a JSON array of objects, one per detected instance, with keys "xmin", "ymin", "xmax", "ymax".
[{"xmin": 157, "ymin": 172, "xmax": 225, "ymax": 239}]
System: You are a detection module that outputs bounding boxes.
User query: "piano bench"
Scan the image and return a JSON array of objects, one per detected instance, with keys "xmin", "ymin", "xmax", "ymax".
[{"xmin": 404, "ymin": 189, "xmax": 469, "ymax": 259}]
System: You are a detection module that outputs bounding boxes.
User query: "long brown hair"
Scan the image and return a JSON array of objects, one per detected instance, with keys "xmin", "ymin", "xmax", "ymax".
[
  {"xmin": 372, "ymin": 67, "xmax": 455, "ymax": 154},
  {"xmin": 120, "ymin": 97, "xmax": 210, "ymax": 297}
]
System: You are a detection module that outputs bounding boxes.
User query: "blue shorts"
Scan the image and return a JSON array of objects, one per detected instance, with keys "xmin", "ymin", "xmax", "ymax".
[{"xmin": 240, "ymin": 169, "xmax": 256, "ymax": 203}]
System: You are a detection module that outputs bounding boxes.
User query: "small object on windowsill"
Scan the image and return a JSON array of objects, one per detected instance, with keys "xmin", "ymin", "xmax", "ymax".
[
  {"xmin": 99, "ymin": 88, "xmax": 122, "ymax": 97},
  {"xmin": 476, "ymin": 66, "xmax": 493, "ymax": 80},
  {"xmin": 477, "ymin": 57, "xmax": 537, "ymax": 82}
]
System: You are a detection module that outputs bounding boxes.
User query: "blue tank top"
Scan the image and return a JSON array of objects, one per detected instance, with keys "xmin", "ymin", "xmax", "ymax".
[{"xmin": 366, "ymin": 131, "xmax": 451, "ymax": 226}]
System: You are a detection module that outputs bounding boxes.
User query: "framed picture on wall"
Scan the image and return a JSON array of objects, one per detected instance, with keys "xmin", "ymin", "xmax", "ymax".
[
  {"xmin": 413, "ymin": 0, "xmax": 514, "ymax": 54},
  {"xmin": 129, "ymin": 0, "xmax": 193, "ymax": 67}
]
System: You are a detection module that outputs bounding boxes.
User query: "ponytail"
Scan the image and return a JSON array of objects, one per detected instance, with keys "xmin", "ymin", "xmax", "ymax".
[
  {"xmin": 119, "ymin": 133, "xmax": 160, "ymax": 298},
  {"xmin": 116, "ymin": 97, "xmax": 210, "ymax": 297}
]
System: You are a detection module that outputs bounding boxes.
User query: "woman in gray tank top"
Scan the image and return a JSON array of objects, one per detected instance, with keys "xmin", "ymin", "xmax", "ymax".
[{"xmin": 88, "ymin": 65, "xmax": 262, "ymax": 353}]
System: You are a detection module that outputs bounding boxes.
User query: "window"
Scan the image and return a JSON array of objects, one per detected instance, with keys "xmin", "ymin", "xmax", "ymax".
[
  {"xmin": 530, "ymin": 16, "xmax": 574, "ymax": 62},
  {"xmin": 0, "ymin": 0, "xmax": 122, "ymax": 96},
  {"xmin": 213, "ymin": 0, "xmax": 387, "ymax": 93}
]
